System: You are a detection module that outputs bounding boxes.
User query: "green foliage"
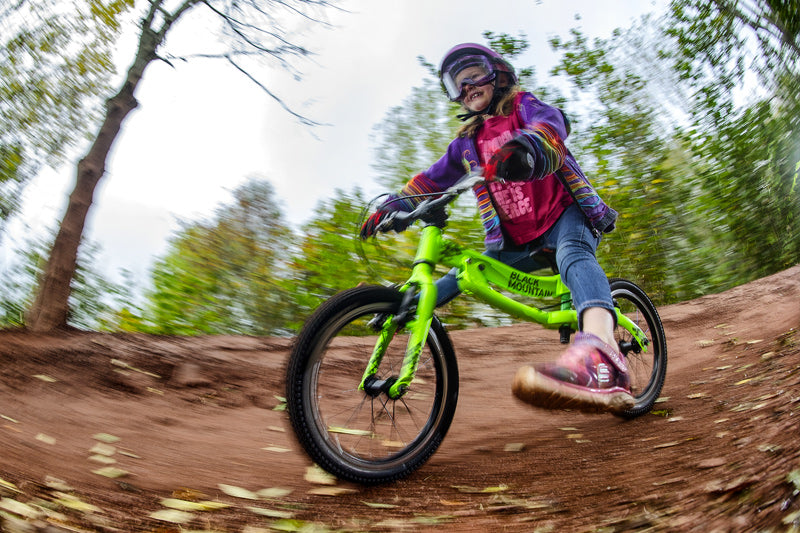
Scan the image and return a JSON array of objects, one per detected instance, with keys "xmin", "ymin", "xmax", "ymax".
[
  {"xmin": 0, "ymin": 230, "xmax": 133, "ymax": 330},
  {"xmin": 283, "ymin": 188, "xmax": 369, "ymax": 329},
  {"xmin": 0, "ymin": 0, "xmax": 133, "ymax": 227},
  {"xmin": 141, "ymin": 179, "xmax": 293, "ymax": 336}
]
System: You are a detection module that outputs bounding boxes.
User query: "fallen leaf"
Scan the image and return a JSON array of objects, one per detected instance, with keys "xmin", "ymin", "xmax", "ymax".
[
  {"xmin": 44, "ymin": 476, "xmax": 72, "ymax": 492},
  {"xmin": 653, "ymin": 441, "xmax": 681, "ymax": 449},
  {"xmin": 0, "ymin": 497, "xmax": 43, "ymax": 519},
  {"xmin": 256, "ymin": 487, "xmax": 293, "ymax": 499},
  {"xmin": 304, "ymin": 465, "xmax": 336, "ymax": 485},
  {"xmin": 89, "ymin": 442, "xmax": 116, "ymax": 456},
  {"xmin": 784, "ymin": 510, "xmax": 800, "ymax": 526},
  {"xmin": 218, "ymin": 484, "xmax": 259, "ymax": 500},
  {"xmin": 504, "ymin": 442, "xmax": 525, "ymax": 452},
  {"xmin": 35, "ymin": 433, "xmax": 56, "ymax": 445},
  {"xmin": 92, "ymin": 433, "xmax": 121, "ymax": 444},
  {"xmin": 33, "ymin": 374, "xmax": 57, "ymax": 382},
  {"xmin": 307, "ymin": 486, "xmax": 356, "ymax": 496},
  {"xmin": 117, "ymin": 448, "xmax": 140, "ymax": 459},
  {"xmin": 88, "ymin": 454, "xmax": 117, "ymax": 465},
  {"xmin": 92, "ymin": 466, "xmax": 129, "ymax": 478},
  {"xmin": 328, "ymin": 426, "xmax": 373, "ymax": 437},
  {"xmin": 247, "ymin": 506, "xmax": 294, "ymax": 518},
  {"xmin": 362, "ymin": 501, "xmax": 398, "ymax": 508},
  {"xmin": 160, "ymin": 498, "xmax": 231, "ymax": 511},
  {"xmin": 149, "ymin": 509, "xmax": 194, "ymax": 524},
  {"xmin": 452, "ymin": 484, "xmax": 508, "ymax": 494},
  {"xmin": 160, "ymin": 498, "xmax": 208, "ymax": 511},
  {"xmin": 262, "ymin": 446, "xmax": 291, "ymax": 453},
  {"xmin": 788, "ymin": 469, "xmax": 800, "ymax": 491},
  {"xmin": 0, "ymin": 478, "xmax": 20, "ymax": 495},
  {"xmin": 268, "ymin": 519, "xmax": 308, "ymax": 532},
  {"xmin": 53, "ymin": 493, "xmax": 103, "ymax": 514}
]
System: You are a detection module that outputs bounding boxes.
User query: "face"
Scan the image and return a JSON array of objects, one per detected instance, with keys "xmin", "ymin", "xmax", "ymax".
[{"xmin": 455, "ymin": 66, "xmax": 494, "ymax": 112}]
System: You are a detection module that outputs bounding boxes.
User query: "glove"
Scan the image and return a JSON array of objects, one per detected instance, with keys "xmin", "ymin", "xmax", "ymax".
[
  {"xmin": 360, "ymin": 210, "xmax": 390, "ymax": 239},
  {"xmin": 360, "ymin": 209, "xmax": 412, "ymax": 239},
  {"xmin": 485, "ymin": 136, "xmax": 535, "ymax": 182}
]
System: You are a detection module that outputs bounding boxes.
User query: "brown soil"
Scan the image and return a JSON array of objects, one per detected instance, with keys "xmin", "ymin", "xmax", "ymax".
[{"xmin": 1, "ymin": 266, "xmax": 799, "ymax": 532}]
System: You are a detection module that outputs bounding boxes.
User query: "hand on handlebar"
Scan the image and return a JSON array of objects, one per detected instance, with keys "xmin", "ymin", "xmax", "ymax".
[{"xmin": 359, "ymin": 210, "xmax": 411, "ymax": 239}]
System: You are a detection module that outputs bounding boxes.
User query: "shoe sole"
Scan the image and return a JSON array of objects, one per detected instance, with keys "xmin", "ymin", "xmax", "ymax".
[{"xmin": 512, "ymin": 366, "xmax": 635, "ymax": 414}]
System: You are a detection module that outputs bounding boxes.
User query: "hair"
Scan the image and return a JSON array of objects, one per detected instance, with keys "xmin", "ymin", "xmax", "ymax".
[{"xmin": 457, "ymin": 85, "xmax": 521, "ymax": 138}]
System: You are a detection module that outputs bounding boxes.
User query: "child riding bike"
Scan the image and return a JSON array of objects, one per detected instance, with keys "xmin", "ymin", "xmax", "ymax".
[{"xmin": 360, "ymin": 42, "xmax": 634, "ymax": 414}]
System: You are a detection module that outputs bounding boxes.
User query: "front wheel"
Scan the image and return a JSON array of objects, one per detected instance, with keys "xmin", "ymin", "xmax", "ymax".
[
  {"xmin": 609, "ymin": 278, "xmax": 667, "ymax": 419},
  {"xmin": 285, "ymin": 285, "xmax": 459, "ymax": 485}
]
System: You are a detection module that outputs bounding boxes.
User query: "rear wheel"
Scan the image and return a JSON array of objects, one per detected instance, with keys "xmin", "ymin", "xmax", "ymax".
[
  {"xmin": 286, "ymin": 285, "xmax": 459, "ymax": 484},
  {"xmin": 609, "ymin": 278, "xmax": 667, "ymax": 419}
]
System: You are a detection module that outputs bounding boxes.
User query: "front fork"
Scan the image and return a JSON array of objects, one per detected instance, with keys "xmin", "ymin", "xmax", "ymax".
[{"xmin": 359, "ymin": 226, "xmax": 441, "ymax": 400}]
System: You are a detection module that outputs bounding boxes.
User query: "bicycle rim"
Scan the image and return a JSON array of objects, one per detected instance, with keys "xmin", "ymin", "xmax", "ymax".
[
  {"xmin": 287, "ymin": 286, "xmax": 458, "ymax": 484},
  {"xmin": 609, "ymin": 278, "xmax": 667, "ymax": 419}
]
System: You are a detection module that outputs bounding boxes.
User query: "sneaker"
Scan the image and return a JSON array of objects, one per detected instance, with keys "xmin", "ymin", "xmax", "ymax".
[{"xmin": 512, "ymin": 332, "xmax": 635, "ymax": 414}]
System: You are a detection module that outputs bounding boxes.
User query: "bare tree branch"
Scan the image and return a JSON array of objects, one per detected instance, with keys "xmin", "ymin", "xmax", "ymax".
[{"xmin": 225, "ymin": 54, "xmax": 323, "ymax": 127}]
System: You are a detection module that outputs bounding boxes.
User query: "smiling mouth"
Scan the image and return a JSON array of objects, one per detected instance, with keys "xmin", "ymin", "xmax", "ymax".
[{"xmin": 466, "ymin": 89, "xmax": 484, "ymax": 102}]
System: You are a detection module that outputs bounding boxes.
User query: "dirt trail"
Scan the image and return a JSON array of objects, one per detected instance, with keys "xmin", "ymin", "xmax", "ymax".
[{"xmin": 1, "ymin": 265, "xmax": 799, "ymax": 532}]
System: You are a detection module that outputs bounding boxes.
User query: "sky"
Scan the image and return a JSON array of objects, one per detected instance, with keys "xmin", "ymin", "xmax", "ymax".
[{"xmin": 7, "ymin": 0, "xmax": 667, "ymax": 287}]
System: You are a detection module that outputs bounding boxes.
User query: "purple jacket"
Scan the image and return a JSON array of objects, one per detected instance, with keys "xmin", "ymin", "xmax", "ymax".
[{"xmin": 387, "ymin": 92, "xmax": 617, "ymax": 250}]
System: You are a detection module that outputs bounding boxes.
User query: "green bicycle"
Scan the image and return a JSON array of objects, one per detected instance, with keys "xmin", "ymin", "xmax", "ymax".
[{"xmin": 285, "ymin": 172, "xmax": 667, "ymax": 485}]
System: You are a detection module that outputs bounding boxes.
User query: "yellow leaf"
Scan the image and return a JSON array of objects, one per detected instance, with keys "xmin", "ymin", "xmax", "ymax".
[
  {"xmin": 89, "ymin": 442, "xmax": 116, "ymax": 456},
  {"xmin": 328, "ymin": 426, "xmax": 373, "ymax": 437},
  {"xmin": 149, "ymin": 509, "xmax": 194, "ymax": 523},
  {"xmin": 218, "ymin": 484, "xmax": 258, "ymax": 500},
  {"xmin": 92, "ymin": 467, "xmax": 128, "ymax": 478},
  {"xmin": 304, "ymin": 465, "xmax": 336, "ymax": 485},
  {"xmin": 256, "ymin": 487, "xmax": 293, "ymax": 499},
  {"xmin": 35, "ymin": 433, "xmax": 56, "ymax": 445},
  {"xmin": 307, "ymin": 486, "xmax": 356, "ymax": 496},
  {"xmin": 54, "ymin": 493, "xmax": 103, "ymax": 514},
  {"xmin": 92, "ymin": 433, "xmax": 121, "ymax": 443},
  {"xmin": 0, "ymin": 497, "xmax": 44, "ymax": 519},
  {"xmin": 247, "ymin": 506, "xmax": 294, "ymax": 518}
]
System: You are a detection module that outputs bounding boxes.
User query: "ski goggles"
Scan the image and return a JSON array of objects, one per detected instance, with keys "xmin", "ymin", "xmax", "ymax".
[{"xmin": 442, "ymin": 55, "xmax": 496, "ymax": 101}]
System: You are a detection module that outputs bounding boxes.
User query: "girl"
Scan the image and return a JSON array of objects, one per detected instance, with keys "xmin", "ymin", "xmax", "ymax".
[{"xmin": 360, "ymin": 43, "xmax": 634, "ymax": 414}]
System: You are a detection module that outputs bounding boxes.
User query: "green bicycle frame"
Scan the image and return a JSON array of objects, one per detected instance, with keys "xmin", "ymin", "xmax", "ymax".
[{"xmin": 359, "ymin": 223, "xmax": 648, "ymax": 399}]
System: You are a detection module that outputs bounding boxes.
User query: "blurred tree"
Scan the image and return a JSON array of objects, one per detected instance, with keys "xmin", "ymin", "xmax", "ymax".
[
  {"xmin": 284, "ymin": 188, "xmax": 367, "ymax": 329},
  {"xmin": 0, "ymin": 229, "xmax": 132, "ymax": 330},
  {"xmin": 665, "ymin": 0, "xmax": 800, "ymax": 284},
  {"xmin": 0, "ymin": 0, "xmax": 130, "ymax": 230},
  {"xmin": 143, "ymin": 179, "xmax": 292, "ymax": 335},
  {"xmin": 25, "ymin": 0, "xmax": 337, "ymax": 332}
]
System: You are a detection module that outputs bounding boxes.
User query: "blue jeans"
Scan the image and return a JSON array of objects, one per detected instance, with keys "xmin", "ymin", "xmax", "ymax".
[{"xmin": 434, "ymin": 203, "xmax": 614, "ymax": 328}]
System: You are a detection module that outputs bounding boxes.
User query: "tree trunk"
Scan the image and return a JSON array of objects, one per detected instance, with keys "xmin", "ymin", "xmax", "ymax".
[
  {"xmin": 25, "ymin": 85, "xmax": 139, "ymax": 331},
  {"xmin": 25, "ymin": 4, "xmax": 174, "ymax": 331}
]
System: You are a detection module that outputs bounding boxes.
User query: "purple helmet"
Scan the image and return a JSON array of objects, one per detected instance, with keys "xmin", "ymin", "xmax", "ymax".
[{"xmin": 439, "ymin": 43, "xmax": 517, "ymax": 101}]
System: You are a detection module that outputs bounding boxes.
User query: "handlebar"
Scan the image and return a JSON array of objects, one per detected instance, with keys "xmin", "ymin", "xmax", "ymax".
[{"xmin": 376, "ymin": 171, "xmax": 488, "ymax": 233}]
